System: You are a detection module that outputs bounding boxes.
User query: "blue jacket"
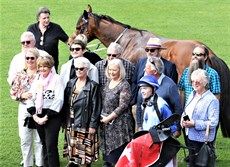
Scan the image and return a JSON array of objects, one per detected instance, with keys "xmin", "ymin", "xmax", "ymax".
[{"xmin": 184, "ymin": 90, "xmax": 219, "ymax": 142}]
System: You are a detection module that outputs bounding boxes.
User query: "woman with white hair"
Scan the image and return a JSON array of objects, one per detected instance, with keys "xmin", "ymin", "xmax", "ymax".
[
  {"xmin": 100, "ymin": 59, "xmax": 134, "ymax": 167},
  {"xmin": 181, "ymin": 69, "xmax": 219, "ymax": 167},
  {"xmin": 61, "ymin": 57, "xmax": 102, "ymax": 167}
]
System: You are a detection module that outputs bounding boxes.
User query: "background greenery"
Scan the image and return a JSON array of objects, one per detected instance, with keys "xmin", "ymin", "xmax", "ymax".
[{"xmin": 0, "ymin": 0, "xmax": 229, "ymax": 166}]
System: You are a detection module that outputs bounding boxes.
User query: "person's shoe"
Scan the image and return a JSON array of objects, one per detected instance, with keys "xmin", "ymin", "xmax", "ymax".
[{"xmin": 184, "ymin": 156, "xmax": 189, "ymax": 162}]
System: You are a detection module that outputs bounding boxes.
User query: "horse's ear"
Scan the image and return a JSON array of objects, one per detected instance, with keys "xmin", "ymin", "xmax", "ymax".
[
  {"xmin": 87, "ymin": 4, "xmax": 92, "ymax": 13},
  {"xmin": 83, "ymin": 10, "xmax": 89, "ymax": 19}
]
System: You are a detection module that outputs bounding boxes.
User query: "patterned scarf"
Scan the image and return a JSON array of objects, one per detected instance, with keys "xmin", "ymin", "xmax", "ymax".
[{"xmin": 35, "ymin": 71, "xmax": 55, "ymax": 114}]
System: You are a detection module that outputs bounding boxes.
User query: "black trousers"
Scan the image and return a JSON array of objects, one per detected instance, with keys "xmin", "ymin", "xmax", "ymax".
[
  {"xmin": 187, "ymin": 138, "xmax": 215, "ymax": 167},
  {"xmin": 36, "ymin": 117, "xmax": 61, "ymax": 167}
]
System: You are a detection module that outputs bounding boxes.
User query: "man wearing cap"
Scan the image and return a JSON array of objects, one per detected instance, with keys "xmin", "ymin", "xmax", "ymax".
[
  {"xmin": 131, "ymin": 37, "xmax": 178, "ymax": 130},
  {"xmin": 95, "ymin": 42, "xmax": 135, "ymax": 90},
  {"xmin": 138, "ymin": 74, "xmax": 176, "ymax": 167}
]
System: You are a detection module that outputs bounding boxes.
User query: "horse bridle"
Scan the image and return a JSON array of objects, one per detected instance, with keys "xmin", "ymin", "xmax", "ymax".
[{"xmin": 79, "ymin": 13, "xmax": 91, "ymax": 34}]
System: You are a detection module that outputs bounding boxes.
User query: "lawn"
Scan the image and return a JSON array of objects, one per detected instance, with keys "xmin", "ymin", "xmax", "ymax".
[{"xmin": 0, "ymin": 0, "xmax": 229, "ymax": 167}]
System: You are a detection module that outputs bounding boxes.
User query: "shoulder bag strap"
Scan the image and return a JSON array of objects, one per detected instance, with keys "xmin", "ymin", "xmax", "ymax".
[
  {"xmin": 205, "ymin": 121, "xmax": 210, "ymax": 142},
  {"xmin": 153, "ymin": 94, "xmax": 163, "ymax": 122}
]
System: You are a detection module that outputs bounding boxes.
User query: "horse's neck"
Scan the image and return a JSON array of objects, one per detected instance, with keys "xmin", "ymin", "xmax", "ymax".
[{"xmin": 92, "ymin": 20, "xmax": 127, "ymax": 47}]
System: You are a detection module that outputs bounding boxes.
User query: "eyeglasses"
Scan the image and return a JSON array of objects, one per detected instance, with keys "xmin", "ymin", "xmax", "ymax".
[
  {"xmin": 70, "ymin": 47, "xmax": 82, "ymax": 52},
  {"xmin": 75, "ymin": 67, "xmax": 85, "ymax": 71},
  {"xmin": 25, "ymin": 57, "xmax": 36, "ymax": 60},
  {"xmin": 107, "ymin": 54, "xmax": 119, "ymax": 57},
  {"xmin": 40, "ymin": 35, "xmax": 44, "ymax": 46},
  {"xmin": 21, "ymin": 41, "xmax": 31, "ymax": 45},
  {"xmin": 192, "ymin": 53, "xmax": 205, "ymax": 57},
  {"xmin": 145, "ymin": 48, "xmax": 157, "ymax": 53},
  {"xmin": 191, "ymin": 80, "xmax": 202, "ymax": 85}
]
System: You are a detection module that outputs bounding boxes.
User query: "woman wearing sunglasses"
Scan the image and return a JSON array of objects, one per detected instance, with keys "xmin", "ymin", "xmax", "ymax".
[
  {"xmin": 61, "ymin": 57, "xmax": 102, "ymax": 167},
  {"xmin": 60, "ymin": 39, "xmax": 98, "ymax": 88},
  {"xmin": 27, "ymin": 55, "xmax": 64, "ymax": 167},
  {"xmin": 10, "ymin": 48, "xmax": 43, "ymax": 167}
]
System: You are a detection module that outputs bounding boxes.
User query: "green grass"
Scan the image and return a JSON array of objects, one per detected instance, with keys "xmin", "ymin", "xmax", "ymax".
[{"xmin": 0, "ymin": 0, "xmax": 229, "ymax": 166}]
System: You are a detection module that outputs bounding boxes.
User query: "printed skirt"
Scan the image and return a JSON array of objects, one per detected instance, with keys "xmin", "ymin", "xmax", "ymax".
[{"xmin": 63, "ymin": 128, "xmax": 99, "ymax": 165}]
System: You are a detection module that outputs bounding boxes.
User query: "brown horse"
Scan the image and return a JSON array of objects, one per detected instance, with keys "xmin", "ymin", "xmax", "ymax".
[{"xmin": 70, "ymin": 5, "xmax": 230, "ymax": 137}]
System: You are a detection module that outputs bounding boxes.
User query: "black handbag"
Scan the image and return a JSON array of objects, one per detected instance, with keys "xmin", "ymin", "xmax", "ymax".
[
  {"xmin": 195, "ymin": 122, "xmax": 216, "ymax": 167},
  {"xmin": 24, "ymin": 116, "xmax": 36, "ymax": 129}
]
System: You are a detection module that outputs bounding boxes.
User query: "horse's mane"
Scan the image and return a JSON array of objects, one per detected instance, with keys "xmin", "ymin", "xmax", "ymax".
[{"xmin": 92, "ymin": 13, "xmax": 146, "ymax": 33}]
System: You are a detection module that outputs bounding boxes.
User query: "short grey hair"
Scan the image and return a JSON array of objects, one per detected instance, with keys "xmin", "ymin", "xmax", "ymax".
[
  {"xmin": 105, "ymin": 59, "xmax": 126, "ymax": 80},
  {"xmin": 149, "ymin": 57, "xmax": 164, "ymax": 74},
  {"xmin": 191, "ymin": 68, "xmax": 210, "ymax": 89},
  {"xmin": 74, "ymin": 57, "xmax": 90, "ymax": 69},
  {"xmin": 107, "ymin": 42, "xmax": 124, "ymax": 55},
  {"xmin": 20, "ymin": 31, "xmax": 35, "ymax": 42}
]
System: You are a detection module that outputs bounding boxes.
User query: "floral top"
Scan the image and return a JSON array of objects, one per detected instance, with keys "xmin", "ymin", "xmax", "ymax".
[{"xmin": 10, "ymin": 69, "xmax": 37, "ymax": 104}]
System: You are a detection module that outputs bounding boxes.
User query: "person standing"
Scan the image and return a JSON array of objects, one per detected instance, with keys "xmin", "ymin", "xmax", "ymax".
[
  {"xmin": 68, "ymin": 34, "xmax": 102, "ymax": 65},
  {"xmin": 144, "ymin": 57, "xmax": 183, "ymax": 137},
  {"xmin": 100, "ymin": 59, "xmax": 134, "ymax": 167},
  {"xmin": 180, "ymin": 69, "xmax": 219, "ymax": 167},
  {"xmin": 10, "ymin": 48, "xmax": 43, "ymax": 167},
  {"xmin": 7, "ymin": 31, "xmax": 48, "ymax": 86},
  {"xmin": 61, "ymin": 57, "xmax": 101, "ymax": 167},
  {"xmin": 95, "ymin": 42, "xmax": 135, "ymax": 90},
  {"xmin": 130, "ymin": 37, "xmax": 178, "ymax": 132},
  {"xmin": 60, "ymin": 39, "xmax": 98, "ymax": 88},
  {"xmin": 27, "ymin": 55, "xmax": 64, "ymax": 167},
  {"xmin": 27, "ymin": 6, "xmax": 69, "ymax": 71}
]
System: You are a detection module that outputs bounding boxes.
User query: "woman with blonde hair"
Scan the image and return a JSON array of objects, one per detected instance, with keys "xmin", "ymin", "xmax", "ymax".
[
  {"xmin": 100, "ymin": 59, "xmax": 134, "ymax": 167},
  {"xmin": 10, "ymin": 48, "xmax": 43, "ymax": 167}
]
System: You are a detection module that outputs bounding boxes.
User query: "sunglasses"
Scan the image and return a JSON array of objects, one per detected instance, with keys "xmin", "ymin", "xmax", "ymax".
[
  {"xmin": 21, "ymin": 41, "xmax": 31, "ymax": 45},
  {"xmin": 145, "ymin": 48, "xmax": 157, "ymax": 53},
  {"xmin": 191, "ymin": 80, "xmax": 201, "ymax": 85},
  {"xmin": 75, "ymin": 67, "xmax": 85, "ymax": 71},
  {"xmin": 70, "ymin": 47, "xmax": 82, "ymax": 52},
  {"xmin": 192, "ymin": 53, "xmax": 205, "ymax": 57},
  {"xmin": 107, "ymin": 54, "xmax": 119, "ymax": 57},
  {"xmin": 25, "ymin": 57, "xmax": 36, "ymax": 60},
  {"xmin": 148, "ymin": 58, "xmax": 158, "ymax": 71}
]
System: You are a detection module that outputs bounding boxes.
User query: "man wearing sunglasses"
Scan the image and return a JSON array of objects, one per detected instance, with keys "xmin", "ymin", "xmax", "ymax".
[
  {"xmin": 130, "ymin": 38, "xmax": 178, "ymax": 130},
  {"xmin": 7, "ymin": 31, "xmax": 48, "ymax": 86},
  {"xmin": 95, "ymin": 42, "xmax": 135, "ymax": 90},
  {"xmin": 60, "ymin": 39, "xmax": 98, "ymax": 88}
]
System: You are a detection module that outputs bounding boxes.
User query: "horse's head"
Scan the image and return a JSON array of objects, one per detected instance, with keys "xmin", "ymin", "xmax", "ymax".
[{"xmin": 68, "ymin": 5, "xmax": 95, "ymax": 44}]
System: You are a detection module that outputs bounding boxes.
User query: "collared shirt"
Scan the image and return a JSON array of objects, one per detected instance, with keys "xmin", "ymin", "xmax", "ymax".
[
  {"xmin": 27, "ymin": 22, "xmax": 68, "ymax": 67},
  {"xmin": 95, "ymin": 58, "xmax": 135, "ymax": 89},
  {"xmin": 178, "ymin": 64, "xmax": 221, "ymax": 104}
]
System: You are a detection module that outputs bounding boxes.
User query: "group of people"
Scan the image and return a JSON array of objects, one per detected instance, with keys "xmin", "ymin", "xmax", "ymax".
[{"xmin": 8, "ymin": 6, "xmax": 220, "ymax": 167}]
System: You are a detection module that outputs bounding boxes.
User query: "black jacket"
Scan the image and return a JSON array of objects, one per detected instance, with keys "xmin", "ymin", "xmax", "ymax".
[{"xmin": 61, "ymin": 77, "xmax": 102, "ymax": 130}]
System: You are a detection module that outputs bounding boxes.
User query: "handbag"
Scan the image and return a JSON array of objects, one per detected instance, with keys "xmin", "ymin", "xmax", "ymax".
[
  {"xmin": 195, "ymin": 122, "xmax": 216, "ymax": 167},
  {"xmin": 24, "ymin": 116, "xmax": 36, "ymax": 129}
]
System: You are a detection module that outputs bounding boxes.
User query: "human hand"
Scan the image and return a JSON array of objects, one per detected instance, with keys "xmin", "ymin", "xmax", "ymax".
[
  {"xmin": 182, "ymin": 120, "xmax": 195, "ymax": 128},
  {"xmin": 21, "ymin": 92, "xmax": 32, "ymax": 99},
  {"xmin": 173, "ymin": 130, "xmax": 181, "ymax": 138},
  {"xmin": 33, "ymin": 115, "xmax": 48, "ymax": 125}
]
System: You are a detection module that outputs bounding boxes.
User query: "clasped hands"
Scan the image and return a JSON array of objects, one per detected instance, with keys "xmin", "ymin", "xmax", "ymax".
[
  {"xmin": 33, "ymin": 114, "xmax": 48, "ymax": 125},
  {"xmin": 181, "ymin": 119, "xmax": 195, "ymax": 128}
]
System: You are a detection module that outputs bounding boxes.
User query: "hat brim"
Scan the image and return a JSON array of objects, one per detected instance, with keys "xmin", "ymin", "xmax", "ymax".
[{"xmin": 145, "ymin": 46, "xmax": 166, "ymax": 50}]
